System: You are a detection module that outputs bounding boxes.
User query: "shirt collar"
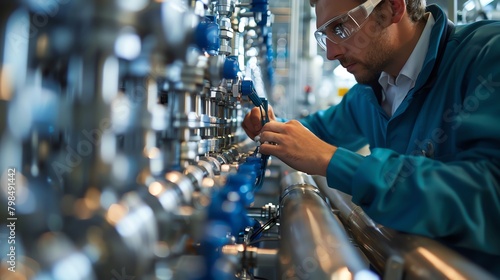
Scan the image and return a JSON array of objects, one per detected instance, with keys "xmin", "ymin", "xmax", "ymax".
[{"xmin": 378, "ymin": 12, "xmax": 436, "ymax": 92}]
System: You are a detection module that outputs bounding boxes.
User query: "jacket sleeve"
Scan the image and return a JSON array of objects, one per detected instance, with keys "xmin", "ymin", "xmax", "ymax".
[
  {"xmin": 327, "ymin": 147, "xmax": 500, "ymax": 255},
  {"xmin": 299, "ymin": 93, "xmax": 369, "ymax": 152}
]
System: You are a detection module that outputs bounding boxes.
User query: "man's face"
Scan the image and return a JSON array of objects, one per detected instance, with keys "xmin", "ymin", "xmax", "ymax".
[{"xmin": 315, "ymin": 0, "xmax": 392, "ymax": 84}]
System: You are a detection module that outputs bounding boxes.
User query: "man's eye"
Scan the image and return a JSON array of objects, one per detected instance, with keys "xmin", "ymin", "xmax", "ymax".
[{"xmin": 333, "ymin": 23, "xmax": 349, "ymax": 39}]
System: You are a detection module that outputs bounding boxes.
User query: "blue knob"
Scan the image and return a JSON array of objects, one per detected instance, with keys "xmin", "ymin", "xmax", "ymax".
[
  {"xmin": 196, "ymin": 19, "xmax": 220, "ymax": 55},
  {"xmin": 223, "ymin": 56, "xmax": 240, "ymax": 79},
  {"xmin": 240, "ymin": 80, "xmax": 254, "ymax": 96}
]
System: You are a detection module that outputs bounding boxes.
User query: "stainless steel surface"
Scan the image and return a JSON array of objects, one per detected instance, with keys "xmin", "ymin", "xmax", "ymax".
[{"xmin": 279, "ymin": 172, "xmax": 378, "ymax": 279}]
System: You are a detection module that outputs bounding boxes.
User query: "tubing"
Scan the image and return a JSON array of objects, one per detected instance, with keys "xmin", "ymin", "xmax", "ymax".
[{"xmin": 279, "ymin": 172, "xmax": 378, "ymax": 279}]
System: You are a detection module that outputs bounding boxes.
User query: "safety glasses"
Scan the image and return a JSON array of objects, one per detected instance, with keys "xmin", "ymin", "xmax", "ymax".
[{"xmin": 314, "ymin": 0, "xmax": 383, "ymax": 50}]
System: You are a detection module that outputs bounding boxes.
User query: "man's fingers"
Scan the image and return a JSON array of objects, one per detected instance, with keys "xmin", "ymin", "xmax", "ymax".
[
  {"xmin": 259, "ymin": 139, "xmax": 283, "ymax": 156},
  {"xmin": 259, "ymin": 130, "xmax": 284, "ymax": 146},
  {"xmin": 249, "ymin": 107, "xmax": 263, "ymax": 131},
  {"xmin": 261, "ymin": 121, "xmax": 286, "ymax": 133}
]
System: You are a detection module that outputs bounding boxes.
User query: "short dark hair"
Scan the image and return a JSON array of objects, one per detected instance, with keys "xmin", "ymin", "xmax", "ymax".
[
  {"xmin": 309, "ymin": 0, "xmax": 427, "ymax": 22},
  {"xmin": 406, "ymin": 0, "xmax": 427, "ymax": 22}
]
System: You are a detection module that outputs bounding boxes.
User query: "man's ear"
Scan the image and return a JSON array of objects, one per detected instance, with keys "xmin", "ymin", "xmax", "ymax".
[
  {"xmin": 389, "ymin": 0, "xmax": 406, "ymax": 23},
  {"xmin": 375, "ymin": 0, "xmax": 406, "ymax": 27}
]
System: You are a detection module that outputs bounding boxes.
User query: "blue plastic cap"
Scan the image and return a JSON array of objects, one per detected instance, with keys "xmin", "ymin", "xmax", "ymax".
[
  {"xmin": 196, "ymin": 20, "xmax": 220, "ymax": 55},
  {"xmin": 223, "ymin": 56, "xmax": 240, "ymax": 79}
]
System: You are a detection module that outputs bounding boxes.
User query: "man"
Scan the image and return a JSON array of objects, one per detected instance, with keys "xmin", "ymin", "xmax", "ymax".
[{"xmin": 242, "ymin": 0, "xmax": 500, "ymax": 275}]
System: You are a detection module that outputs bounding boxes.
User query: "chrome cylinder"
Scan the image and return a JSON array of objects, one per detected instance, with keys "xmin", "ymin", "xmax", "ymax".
[{"xmin": 279, "ymin": 172, "xmax": 377, "ymax": 280}]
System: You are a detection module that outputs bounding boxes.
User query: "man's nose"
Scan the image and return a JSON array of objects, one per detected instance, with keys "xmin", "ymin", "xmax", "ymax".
[{"xmin": 326, "ymin": 39, "xmax": 346, "ymax": 61}]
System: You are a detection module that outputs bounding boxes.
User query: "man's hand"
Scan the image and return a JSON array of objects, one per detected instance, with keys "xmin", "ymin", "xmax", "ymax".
[
  {"xmin": 242, "ymin": 105, "xmax": 276, "ymax": 139},
  {"xmin": 258, "ymin": 120, "xmax": 337, "ymax": 176}
]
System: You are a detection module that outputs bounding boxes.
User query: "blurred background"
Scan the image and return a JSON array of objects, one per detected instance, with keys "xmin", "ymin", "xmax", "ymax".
[{"xmin": 0, "ymin": 0, "xmax": 497, "ymax": 279}]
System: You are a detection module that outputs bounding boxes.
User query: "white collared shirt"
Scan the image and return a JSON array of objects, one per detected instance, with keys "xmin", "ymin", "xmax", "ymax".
[{"xmin": 378, "ymin": 13, "xmax": 435, "ymax": 117}]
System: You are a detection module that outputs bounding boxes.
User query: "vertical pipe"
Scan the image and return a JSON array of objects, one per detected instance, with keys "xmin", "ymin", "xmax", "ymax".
[{"xmin": 287, "ymin": 0, "xmax": 301, "ymax": 118}]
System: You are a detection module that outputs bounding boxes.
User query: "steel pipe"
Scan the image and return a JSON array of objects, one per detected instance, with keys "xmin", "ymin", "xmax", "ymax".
[{"xmin": 279, "ymin": 172, "xmax": 378, "ymax": 280}]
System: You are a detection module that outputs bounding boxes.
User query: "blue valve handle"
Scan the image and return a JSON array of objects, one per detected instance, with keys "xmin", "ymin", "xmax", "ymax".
[
  {"xmin": 240, "ymin": 80, "xmax": 269, "ymax": 125},
  {"xmin": 241, "ymin": 80, "xmax": 262, "ymax": 107},
  {"xmin": 240, "ymin": 80, "xmax": 270, "ymax": 190}
]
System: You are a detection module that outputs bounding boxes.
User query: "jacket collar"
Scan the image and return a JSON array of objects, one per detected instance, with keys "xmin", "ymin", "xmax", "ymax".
[
  {"xmin": 412, "ymin": 5, "xmax": 455, "ymax": 94},
  {"xmin": 368, "ymin": 5, "xmax": 455, "ymax": 103}
]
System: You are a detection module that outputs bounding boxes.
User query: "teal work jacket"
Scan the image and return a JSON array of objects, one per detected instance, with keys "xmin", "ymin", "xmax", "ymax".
[{"xmin": 300, "ymin": 5, "xmax": 500, "ymax": 275}]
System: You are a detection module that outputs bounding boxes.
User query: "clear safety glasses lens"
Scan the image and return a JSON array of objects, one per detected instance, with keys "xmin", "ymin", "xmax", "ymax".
[{"xmin": 314, "ymin": 0, "xmax": 381, "ymax": 50}]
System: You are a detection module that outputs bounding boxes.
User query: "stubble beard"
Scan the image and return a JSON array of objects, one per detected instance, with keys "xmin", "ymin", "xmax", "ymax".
[{"xmin": 346, "ymin": 26, "xmax": 392, "ymax": 85}]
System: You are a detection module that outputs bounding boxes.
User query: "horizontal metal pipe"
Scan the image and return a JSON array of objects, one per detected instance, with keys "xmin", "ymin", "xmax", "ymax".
[
  {"xmin": 313, "ymin": 176, "xmax": 496, "ymax": 280},
  {"xmin": 279, "ymin": 172, "xmax": 378, "ymax": 280},
  {"xmin": 221, "ymin": 244, "xmax": 279, "ymax": 269}
]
